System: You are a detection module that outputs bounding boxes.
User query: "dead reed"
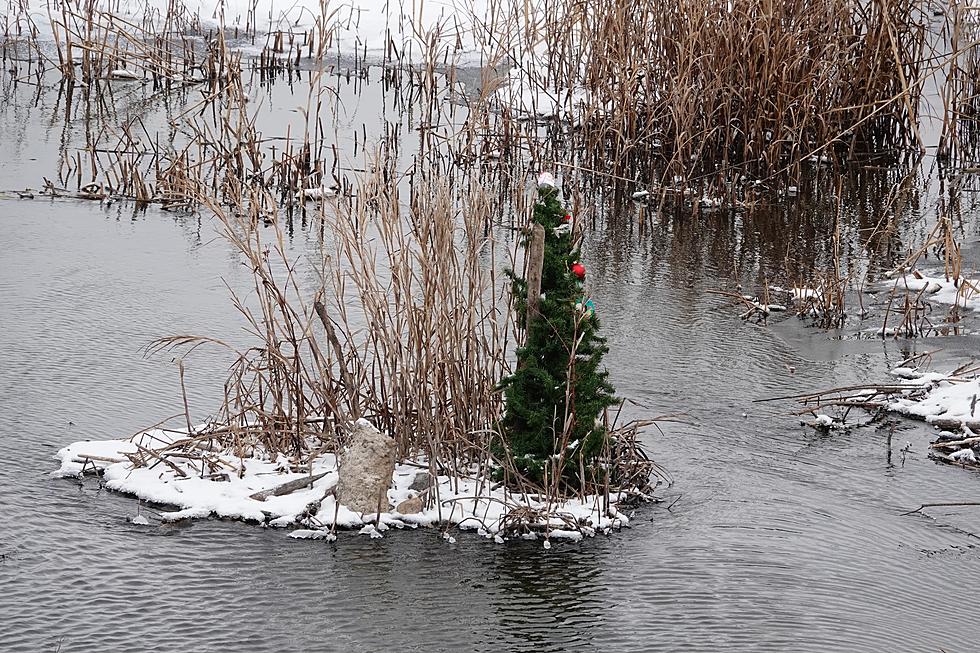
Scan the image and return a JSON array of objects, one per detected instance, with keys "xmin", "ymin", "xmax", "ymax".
[
  {"xmin": 137, "ymin": 152, "xmax": 659, "ymax": 519},
  {"xmin": 482, "ymin": 0, "xmax": 932, "ymax": 191},
  {"xmin": 21, "ymin": 0, "xmax": 951, "ymax": 209}
]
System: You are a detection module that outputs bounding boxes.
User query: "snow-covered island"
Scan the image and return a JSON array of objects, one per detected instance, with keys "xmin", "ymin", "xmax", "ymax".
[
  {"xmin": 55, "ymin": 419, "xmax": 642, "ymax": 544},
  {"xmin": 52, "ymin": 178, "xmax": 662, "ymax": 545}
]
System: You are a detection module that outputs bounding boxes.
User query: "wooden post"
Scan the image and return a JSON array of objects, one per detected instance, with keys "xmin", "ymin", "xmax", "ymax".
[{"xmin": 526, "ymin": 223, "xmax": 546, "ymax": 332}]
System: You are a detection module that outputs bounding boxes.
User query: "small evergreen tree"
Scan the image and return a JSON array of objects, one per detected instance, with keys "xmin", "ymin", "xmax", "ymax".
[{"xmin": 499, "ymin": 180, "xmax": 617, "ymax": 487}]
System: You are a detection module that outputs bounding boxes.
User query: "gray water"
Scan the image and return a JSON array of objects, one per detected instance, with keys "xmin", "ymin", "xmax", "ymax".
[{"xmin": 1, "ymin": 70, "xmax": 980, "ymax": 653}]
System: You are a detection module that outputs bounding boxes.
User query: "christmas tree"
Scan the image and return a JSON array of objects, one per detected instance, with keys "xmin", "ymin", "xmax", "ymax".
[{"xmin": 499, "ymin": 175, "xmax": 617, "ymax": 488}]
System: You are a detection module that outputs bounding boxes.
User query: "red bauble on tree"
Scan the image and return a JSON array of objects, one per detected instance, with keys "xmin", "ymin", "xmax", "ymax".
[{"xmin": 571, "ymin": 262, "xmax": 586, "ymax": 280}]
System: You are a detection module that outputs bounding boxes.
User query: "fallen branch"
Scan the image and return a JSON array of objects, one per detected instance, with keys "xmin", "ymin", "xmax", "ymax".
[
  {"xmin": 930, "ymin": 435, "xmax": 980, "ymax": 449},
  {"xmin": 134, "ymin": 442, "xmax": 187, "ymax": 477},
  {"xmin": 754, "ymin": 384, "xmax": 914, "ymax": 404},
  {"xmin": 250, "ymin": 471, "xmax": 330, "ymax": 501},
  {"xmin": 72, "ymin": 453, "xmax": 126, "ymax": 464}
]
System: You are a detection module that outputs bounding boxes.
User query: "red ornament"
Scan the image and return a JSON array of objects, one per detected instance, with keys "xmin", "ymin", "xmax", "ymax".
[
  {"xmin": 564, "ymin": 213, "xmax": 572, "ymax": 222},
  {"xmin": 571, "ymin": 262, "xmax": 586, "ymax": 280}
]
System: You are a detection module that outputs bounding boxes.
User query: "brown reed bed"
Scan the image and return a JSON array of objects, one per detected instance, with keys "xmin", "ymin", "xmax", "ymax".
[
  {"xmin": 479, "ymin": 0, "xmax": 937, "ymax": 193},
  {"xmin": 40, "ymin": 0, "xmax": 666, "ymax": 506},
  {"xmin": 937, "ymin": 0, "xmax": 980, "ymax": 169},
  {"xmin": 13, "ymin": 0, "xmax": 958, "ymax": 207},
  {"xmin": 10, "ymin": 0, "xmax": 978, "ymax": 351}
]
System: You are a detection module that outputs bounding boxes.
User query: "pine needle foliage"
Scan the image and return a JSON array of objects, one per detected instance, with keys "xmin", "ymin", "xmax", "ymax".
[{"xmin": 500, "ymin": 185, "xmax": 617, "ymax": 486}]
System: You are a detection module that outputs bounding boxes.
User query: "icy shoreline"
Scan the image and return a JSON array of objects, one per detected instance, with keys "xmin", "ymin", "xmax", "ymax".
[
  {"xmin": 884, "ymin": 367, "xmax": 980, "ymax": 467},
  {"xmin": 878, "ymin": 272, "xmax": 980, "ymax": 312},
  {"xmin": 806, "ymin": 364, "xmax": 980, "ymax": 468},
  {"xmin": 55, "ymin": 425, "xmax": 634, "ymax": 543},
  {"xmin": 887, "ymin": 368, "xmax": 980, "ymax": 429}
]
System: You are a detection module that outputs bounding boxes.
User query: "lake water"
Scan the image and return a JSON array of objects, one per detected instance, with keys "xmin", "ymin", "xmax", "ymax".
[{"xmin": 1, "ymin": 65, "xmax": 979, "ymax": 653}]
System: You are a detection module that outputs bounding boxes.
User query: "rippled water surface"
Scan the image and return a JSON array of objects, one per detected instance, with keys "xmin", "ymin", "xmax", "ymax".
[{"xmin": 2, "ymin": 74, "xmax": 980, "ymax": 652}]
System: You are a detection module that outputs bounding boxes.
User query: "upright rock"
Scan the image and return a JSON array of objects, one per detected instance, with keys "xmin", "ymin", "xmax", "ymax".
[{"xmin": 335, "ymin": 419, "xmax": 396, "ymax": 515}]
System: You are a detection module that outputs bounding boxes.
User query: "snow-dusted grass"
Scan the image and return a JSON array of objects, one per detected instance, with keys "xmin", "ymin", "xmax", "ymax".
[{"xmin": 55, "ymin": 425, "xmax": 633, "ymax": 543}]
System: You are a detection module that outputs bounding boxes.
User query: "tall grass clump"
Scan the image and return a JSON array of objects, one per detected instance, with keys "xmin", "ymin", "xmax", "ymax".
[
  {"xmin": 938, "ymin": 0, "xmax": 980, "ymax": 167},
  {"xmin": 319, "ymin": 157, "xmax": 513, "ymax": 469},
  {"xmin": 488, "ymin": 0, "xmax": 928, "ymax": 187},
  {"xmin": 143, "ymin": 146, "xmax": 660, "ymax": 513},
  {"xmin": 146, "ymin": 160, "xmax": 509, "ymax": 464}
]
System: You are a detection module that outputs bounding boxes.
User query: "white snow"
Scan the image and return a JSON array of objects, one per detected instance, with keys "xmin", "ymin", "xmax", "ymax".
[
  {"xmin": 536, "ymin": 171, "xmax": 557, "ymax": 189},
  {"xmin": 747, "ymin": 298, "xmax": 786, "ymax": 314},
  {"xmin": 55, "ymin": 423, "xmax": 634, "ymax": 542},
  {"xmin": 811, "ymin": 413, "xmax": 842, "ymax": 429},
  {"xmin": 493, "ymin": 65, "xmax": 590, "ymax": 120},
  {"xmin": 106, "ymin": 69, "xmax": 141, "ymax": 80},
  {"xmin": 890, "ymin": 367, "xmax": 922, "ymax": 380},
  {"xmin": 879, "ymin": 365, "xmax": 980, "ymax": 467},
  {"xmin": 886, "ymin": 371, "xmax": 980, "ymax": 428},
  {"xmin": 887, "ymin": 367, "xmax": 950, "ymax": 385},
  {"xmin": 884, "ymin": 273, "xmax": 980, "ymax": 311},
  {"xmin": 950, "ymin": 448, "xmax": 978, "ymax": 464},
  {"xmin": 289, "ymin": 529, "xmax": 337, "ymax": 541},
  {"xmin": 299, "ymin": 187, "xmax": 335, "ymax": 200}
]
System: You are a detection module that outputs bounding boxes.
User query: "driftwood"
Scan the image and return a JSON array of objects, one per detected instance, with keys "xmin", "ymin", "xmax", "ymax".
[
  {"xmin": 931, "ymin": 435, "xmax": 980, "ymax": 449},
  {"xmin": 756, "ymin": 384, "xmax": 916, "ymax": 404},
  {"xmin": 135, "ymin": 442, "xmax": 187, "ymax": 477},
  {"xmin": 250, "ymin": 472, "xmax": 330, "ymax": 501},
  {"xmin": 72, "ymin": 453, "xmax": 126, "ymax": 464},
  {"xmin": 928, "ymin": 418, "xmax": 980, "ymax": 431}
]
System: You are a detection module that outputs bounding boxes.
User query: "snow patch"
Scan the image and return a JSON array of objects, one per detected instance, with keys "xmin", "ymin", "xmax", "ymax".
[
  {"xmin": 55, "ymin": 423, "xmax": 635, "ymax": 542},
  {"xmin": 882, "ymin": 273, "xmax": 980, "ymax": 311}
]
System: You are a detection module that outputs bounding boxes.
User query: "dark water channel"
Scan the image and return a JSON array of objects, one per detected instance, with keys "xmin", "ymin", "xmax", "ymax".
[{"xmin": 1, "ymin": 67, "xmax": 979, "ymax": 653}]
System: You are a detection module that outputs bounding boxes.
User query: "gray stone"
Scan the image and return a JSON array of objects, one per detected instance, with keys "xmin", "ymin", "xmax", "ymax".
[
  {"xmin": 395, "ymin": 495, "xmax": 423, "ymax": 515},
  {"xmin": 336, "ymin": 420, "xmax": 396, "ymax": 514},
  {"xmin": 408, "ymin": 471, "xmax": 433, "ymax": 493}
]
